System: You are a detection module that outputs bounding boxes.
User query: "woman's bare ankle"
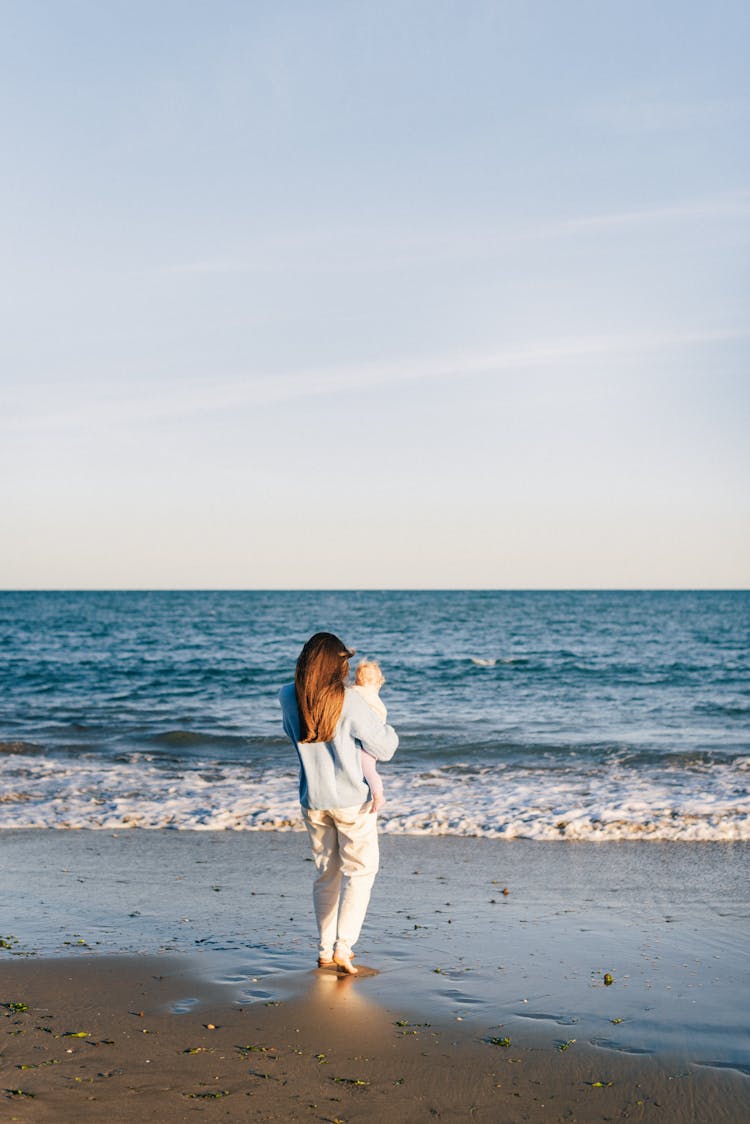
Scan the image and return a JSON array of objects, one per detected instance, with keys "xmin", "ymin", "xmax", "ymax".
[{"xmin": 333, "ymin": 946, "xmax": 358, "ymax": 974}]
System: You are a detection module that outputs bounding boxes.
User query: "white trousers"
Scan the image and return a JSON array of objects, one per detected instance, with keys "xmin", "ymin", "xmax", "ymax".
[{"xmin": 301, "ymin": 802, "xmax": 379, "ymax": 959}]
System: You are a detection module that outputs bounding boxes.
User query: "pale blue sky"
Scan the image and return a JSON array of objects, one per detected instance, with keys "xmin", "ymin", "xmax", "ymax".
[{"xmin": 1, "ymin": 0, "xmax": 748, "ymax": 587}]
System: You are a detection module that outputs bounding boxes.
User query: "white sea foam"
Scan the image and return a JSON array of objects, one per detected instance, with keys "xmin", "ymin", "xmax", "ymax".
[{"xmin": 1, "ymin": 753, "xmax": 748, "ymax": 841}]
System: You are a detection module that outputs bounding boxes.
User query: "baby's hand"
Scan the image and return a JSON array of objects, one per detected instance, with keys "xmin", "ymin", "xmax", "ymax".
[{"xmin": 370, "ymin": 794, "xmax": 386, "ymax": 814}]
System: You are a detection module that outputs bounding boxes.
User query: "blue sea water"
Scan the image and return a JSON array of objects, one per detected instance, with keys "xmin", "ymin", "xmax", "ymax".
[{"xmin": 0, "ymin": 590, "xmax": 748, "ymax": 839}]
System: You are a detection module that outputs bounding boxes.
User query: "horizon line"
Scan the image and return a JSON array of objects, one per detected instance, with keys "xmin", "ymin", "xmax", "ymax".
[{"xmin": 1, "ymin": 587, "xmax": 747, "ymax": 595}]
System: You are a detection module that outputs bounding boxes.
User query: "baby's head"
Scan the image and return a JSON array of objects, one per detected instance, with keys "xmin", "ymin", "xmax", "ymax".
[{"xmin": 355, "ymin": 659, "xmax": 385, "ymax": 691}]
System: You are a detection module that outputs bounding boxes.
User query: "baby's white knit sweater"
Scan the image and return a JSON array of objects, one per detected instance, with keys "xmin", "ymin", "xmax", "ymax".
[{"xmin": 352, "ymin": 684, "xmax": 387, "ymax": 722}]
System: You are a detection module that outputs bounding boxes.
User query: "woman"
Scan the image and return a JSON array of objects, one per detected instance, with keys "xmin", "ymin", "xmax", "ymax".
[{"xmin": 279, "ymin": 632, "xmax": 398, "ymax": 974}]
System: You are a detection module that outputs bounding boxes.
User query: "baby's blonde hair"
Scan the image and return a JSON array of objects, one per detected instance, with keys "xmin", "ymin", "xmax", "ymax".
[{"xmin": 354, "ymin": 659, "xmax": 384, "ymax": 687}]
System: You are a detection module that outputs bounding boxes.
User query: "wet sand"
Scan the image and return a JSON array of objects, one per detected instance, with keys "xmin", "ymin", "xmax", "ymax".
[
  {"xmin": 1, "ymin": 831, "xmax": 749, "ymax": 1120},
  {"xmin": 2, "ymin": 954, "xmax": 748, "ymax": 1123}
]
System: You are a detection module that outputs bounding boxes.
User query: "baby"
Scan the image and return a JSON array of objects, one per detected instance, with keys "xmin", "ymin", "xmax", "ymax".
[{"xmin": 353, "ymin": 659, "xmax": 388, "ymax": 813}]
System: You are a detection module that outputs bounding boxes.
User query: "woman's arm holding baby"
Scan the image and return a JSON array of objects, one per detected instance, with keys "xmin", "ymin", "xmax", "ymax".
[{"xmin": 347, "ymin": 690, "xmax": 398, "ymax": 761}]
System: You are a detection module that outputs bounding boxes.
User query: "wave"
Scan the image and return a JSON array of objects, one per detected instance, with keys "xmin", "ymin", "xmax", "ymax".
[
  {"xmin": 0, "ymin": 741, "xmax": 45, "ymax": 756},
  {"xmin": 421, "ymin": 654, "xmax": 741, "ymax": 686},
  {"xmin": 146, "ymin": 730, "xmax": 288, "ymax": 750},
  {"xmin": 694, "ymin": 701, "xmax": 750, "ymax": 718},
  {"xmin": 467, "ymin": 656, "xmax": 533, "ymax": 667},
  {"xmin": 4, "ymin": 731, "xmax": 747, "ymax": 772},
  {"xmin": 1, "ymin": 753, "xmax": 748, "ymax": 841}
]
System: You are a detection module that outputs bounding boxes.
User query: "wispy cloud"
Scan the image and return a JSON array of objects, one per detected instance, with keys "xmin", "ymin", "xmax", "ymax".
[
  {"xmin": 154, "ymin": 192, "xmax": 750, "ymax": 276},
  {"xmin": 529, "ymin": 195, "xmax": 750, "ymax": 236},
  {"xmin": 5, "ymin": 327, "xmax": 747, "ymax": 435}
]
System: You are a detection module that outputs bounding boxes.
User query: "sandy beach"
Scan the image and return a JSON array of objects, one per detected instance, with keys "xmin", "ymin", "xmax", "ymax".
[{"xmin": 1, "ymin": 830, "xmax": 748, "ymax": 1121}]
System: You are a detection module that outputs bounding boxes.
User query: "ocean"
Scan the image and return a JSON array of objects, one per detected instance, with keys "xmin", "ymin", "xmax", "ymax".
[{"xmin": 0, "ymin": 590, "xmax": 747, "ymax": 840}]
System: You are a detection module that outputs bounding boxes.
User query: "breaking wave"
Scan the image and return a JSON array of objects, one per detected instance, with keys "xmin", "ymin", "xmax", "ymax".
[{"xmin": 1, "ymin": 751, "xmax": 747, "ymax": 841}]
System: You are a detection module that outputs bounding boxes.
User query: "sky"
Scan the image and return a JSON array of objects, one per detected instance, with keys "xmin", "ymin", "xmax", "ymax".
[{"xmin": 1, "ymin": 0, "xmax": 748, "ymax": 589}]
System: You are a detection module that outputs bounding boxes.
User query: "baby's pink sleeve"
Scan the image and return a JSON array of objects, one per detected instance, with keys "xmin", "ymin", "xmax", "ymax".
[{"xmin": 360, "ymin": 748, "xmax": 384, "ymax": 799}]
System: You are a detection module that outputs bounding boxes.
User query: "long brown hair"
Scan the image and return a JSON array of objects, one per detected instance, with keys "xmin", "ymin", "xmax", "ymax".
[{"xmin": 295, "ymin": 632, "xmax": 354, "ymax": 743}]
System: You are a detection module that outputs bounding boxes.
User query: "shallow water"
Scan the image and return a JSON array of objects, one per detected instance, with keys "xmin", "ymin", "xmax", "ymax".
[{"xmin": 2, "ymin": 830, "xmax": 748, "ymax": 1073}]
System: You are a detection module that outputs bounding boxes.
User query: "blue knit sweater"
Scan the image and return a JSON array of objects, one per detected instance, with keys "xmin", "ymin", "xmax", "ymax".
[{"xmin": 279, "ymin": 683, "xmax": 399, "ymax": 810}]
